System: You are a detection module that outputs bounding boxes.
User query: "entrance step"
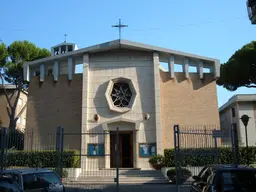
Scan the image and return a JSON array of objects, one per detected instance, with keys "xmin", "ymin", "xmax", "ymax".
[
  {"xmin": 65, "ymin": 169, "xmax": 169, "ymax": 184},
  {"xmin": 100, "ymin": 168, "xmax": 141, "ymax": 170}
]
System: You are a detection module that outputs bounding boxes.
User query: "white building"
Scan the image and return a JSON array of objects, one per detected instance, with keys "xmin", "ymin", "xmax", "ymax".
[{"xmin": 219, "ymin": 94, "xmax": 256, "ymax": 146}]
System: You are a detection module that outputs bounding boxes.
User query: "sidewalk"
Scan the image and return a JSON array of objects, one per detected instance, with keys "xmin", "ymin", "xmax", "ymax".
[{"xmin": 65, "ymin": 184, "xmax": 191, "ymax": 192}]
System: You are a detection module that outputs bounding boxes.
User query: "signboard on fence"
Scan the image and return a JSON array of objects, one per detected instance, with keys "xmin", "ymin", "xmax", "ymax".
[
  {"xmin": 212, "ymin": 130, "xmax": 225, "ymax": 138},
  {"xmin": 139, "ymin": 143, "xmax": 156, "ymax": 157},
  {"xmin": 88, "ymin": 143, "xmax": 105, "ymax": 156}
]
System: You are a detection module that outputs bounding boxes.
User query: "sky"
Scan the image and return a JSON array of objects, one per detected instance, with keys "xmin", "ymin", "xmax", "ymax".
[{"xmin": 0, "ymin": 0, "xmax": 255, "ymax": 107}]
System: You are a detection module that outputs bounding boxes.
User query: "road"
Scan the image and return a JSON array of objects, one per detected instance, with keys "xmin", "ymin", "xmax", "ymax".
[{"xmin": 65, "ymin": 184, "xmax": 191, "ymax": 192}]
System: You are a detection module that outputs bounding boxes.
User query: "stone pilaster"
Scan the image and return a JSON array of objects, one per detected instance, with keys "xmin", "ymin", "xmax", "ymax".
[
  {"xmin": 134, "ymin": 130, "xmax": 139, "ymax": 168},
  {"xmin": 81, "ymin": 54, "xmax": 89, "ymax": 170},
  {"xmin": 153, "ymin": 52, "xmax": 163, "ymax": 155},
  {"xmin": 104, "ymin": 130, "xmax": 110, "ymax": 168}
]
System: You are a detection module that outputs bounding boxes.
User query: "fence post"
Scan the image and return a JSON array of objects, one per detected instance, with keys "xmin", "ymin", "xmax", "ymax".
[
  {"xmin": 60, "ymin": 127, "xmax": 64, "ymax": 178},
  {"xmin": 214, "ymin": 136, "xmax": 219, "ymax": 164},
  {"xmin": 31, "ymin": 128, "xmax": 34, "ymax": 151},
  {"xmin": 231, "ymin": 123, "xmax": 239, "ymax": 165},
  {"xmin": 115, "ymin": 127, "xmax": 119, "ymax": 192},
  {"xmin": 56, "ymin": 126, "xmax": 62, "ymax": 177},
  {"xmin": 0, "ymin": 128, "xmax": 7, "ymax": 171},
  {"xmin": 174, "ymin": 124, "xmax": 181, "ymax": 191}
]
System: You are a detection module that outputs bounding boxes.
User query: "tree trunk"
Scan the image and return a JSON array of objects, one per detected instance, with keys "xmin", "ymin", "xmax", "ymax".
[{"xmin": 9, "ymin": 118, "xmax": 17, "ymax": 131}]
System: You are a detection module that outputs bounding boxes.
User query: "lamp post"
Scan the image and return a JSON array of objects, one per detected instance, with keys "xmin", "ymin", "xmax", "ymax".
[{"xmin": 240, "ymin": 114, "xmax": 250, "ymax": 166}]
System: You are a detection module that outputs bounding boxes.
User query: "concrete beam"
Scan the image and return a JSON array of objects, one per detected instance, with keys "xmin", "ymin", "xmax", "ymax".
[
  {"xmin": 53, "ymin": 61, "xmax": 59, "ymax": 81},
  {"xmin": 183, "ymin": 58, "xmax": 189, "ymax": 79},
  {"xmin": 39, "ymin": 64, "xmax": 45, "ymax": 82},
  {"xmin": 198, "ymin": 61, "xmax": 204, "ymax": 79},
  {"xmin": 68, "ymin": 57, "xmax": 73, "ymax": 80},
  {"xmin": 168, "ymin": 55, "xmax": 175, "ymax": 79},
  {"xmin": 24, "ymin": 64, "xmax": 30, "ymax": 82}
]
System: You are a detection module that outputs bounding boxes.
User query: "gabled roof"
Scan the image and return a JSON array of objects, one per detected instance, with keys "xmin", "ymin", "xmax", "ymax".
[
  {"xmin": 25, "ymin": 39, "xmax": 219, "ymax": 67},
  {"xmin": 219, "ymin": 94, "xmax": 256, "ymax": 112}
]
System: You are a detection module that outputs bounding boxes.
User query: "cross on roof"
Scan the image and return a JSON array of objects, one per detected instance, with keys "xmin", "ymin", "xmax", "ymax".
[
  {"xmin": 112, "ymin": 19, "xmax": 128, "ymax": 40},
  {"xmin": 64, "ymin": 34, "xmax": 68, "ymax": 43}
]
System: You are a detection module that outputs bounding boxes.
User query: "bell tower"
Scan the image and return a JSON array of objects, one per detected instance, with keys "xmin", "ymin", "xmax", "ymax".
[{"xmin": 51, "ymin": 38, "xmax": 78, "ymax": 56}]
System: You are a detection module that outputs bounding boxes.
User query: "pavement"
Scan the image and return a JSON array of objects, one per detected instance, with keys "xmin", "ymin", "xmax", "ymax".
[{"xmin": 65, "ymin": 184, "xmax": 191, "ymax": 192}]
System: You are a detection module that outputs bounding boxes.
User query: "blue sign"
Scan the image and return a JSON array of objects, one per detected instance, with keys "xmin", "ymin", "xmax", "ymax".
[
  {"xmin": 139, "ymin": 143, "xmax": 156, "ymax": 157},
  {"xmin": 88, "ymin": 144, "xmax": 104, "ymax": 156}
]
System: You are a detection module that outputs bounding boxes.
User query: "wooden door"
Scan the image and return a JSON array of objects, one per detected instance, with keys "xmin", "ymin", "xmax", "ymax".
[{"xmin": 110, "ymin": 133, "xmax": 123, "ymax": 168}]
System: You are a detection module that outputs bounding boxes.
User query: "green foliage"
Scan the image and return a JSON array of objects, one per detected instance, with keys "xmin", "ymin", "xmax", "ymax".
[
  {"xmin": 0, "ymin": 43, "xmax": 8, "ymax": 66},
  {"xmin": 61, "ymin": 169, "xmax": 69, "ymax": 178},
  {"xmin": 3, "ymin": 40, "xmax": 51, "ymax": 84},
  {"xmin": 148, "ymin": 154, "xmax": 164, "ymax": 165},
  {"xmin": 0, "ymin": 40, "xmax": 50, "ymax": 130},
  {"xmin": 6, "ymin": 150, "xmax": 80, "ymax": 168},
  {"xmin": 164, "ymin": 147, "xmax": 256, "ymax": 167},
  {"xmin": 217, "ymin": 41, "xmax": 256, "ymax": 91},
  {"xmin": 7, "ymin": 129, "xmax": 24, "ymax": 150},
  {"xmin": 167, "ymin": 168, "xmax": 192, "ymax": 183},
  {"xmin": 167, "ymin": 168, "xmax": 192, "ymax": 178},
  {"xmin": 48, "ymin": 168, "xmax": 68, "ymax": 178},
  {"xmin": 0, "ymin": 128, "xmax": 25, "ymax": 150}
]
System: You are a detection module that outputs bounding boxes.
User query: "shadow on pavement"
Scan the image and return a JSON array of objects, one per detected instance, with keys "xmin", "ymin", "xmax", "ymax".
[{"xmin": 65, "ymin": 184, "xmax": 191, "ymax": 192}]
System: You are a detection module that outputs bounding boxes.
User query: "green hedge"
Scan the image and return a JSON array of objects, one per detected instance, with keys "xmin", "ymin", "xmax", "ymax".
[
  {"xmin": 6, "ymin": 150, "xmax": 80, "ymax": 168},
  {"xmin": 164, "ymin": 147, "xmax": 256, "ymax": 167}
]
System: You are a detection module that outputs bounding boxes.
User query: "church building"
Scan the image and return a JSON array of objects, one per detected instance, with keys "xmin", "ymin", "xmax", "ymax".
[{"xmin": 23, "ymin": 39, "xmax": 220, "ymax": 170}]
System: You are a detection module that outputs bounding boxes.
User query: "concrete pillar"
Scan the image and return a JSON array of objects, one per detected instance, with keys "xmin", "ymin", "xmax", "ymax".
[
  {"xmin": 68, "ymin": 57, "xmax": 73, "ymax": 80},
  {"xmin": 53, "ymin": 61, "xmax": 59, "ymax": 81},
  {"xmin": 40, "ymin": 64, "xmax": 45, "ymax": 82},
  {"xmin": 104, "ymin": 130, "xmax": 110, "ymax": 168},
  {"xmin": 198, "ymin": 61, "xmax": 204, "ymax": 79},
  {"xmin": 168, "ymin": 55, "xmax": 175, "ymax": 79},
  {"xmin": 134, "ymin": 130, "xmax": 139, "ymax": 168},
  {"xmin": 153, "ymin": 52, "xmax": 163, "ymax": 155},
  {"xmin": 183, "ymin": 58, "xmax": 189, "ymax": 79},
  {"xmin": 66, "ymin": 45, "xmax": 68, "ymax": 53},
  {"xmin": 58, "ymin": 47, "xmax": 61, "ymax": 55},
  {"xmin": 81, "ymin": 54, "xmax": 89, "ymax": 170},
  {"xmin": 24, "ymin": 64, "xmax": 30, "ymax": 82},
  {"xmin": 214, "ymin": 60, "xmax": 220, "ymax": 79}
]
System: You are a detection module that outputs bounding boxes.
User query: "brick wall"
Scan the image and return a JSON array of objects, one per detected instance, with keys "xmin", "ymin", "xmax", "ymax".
[
  {"xmin": 160, "ymin": 71, "xmax": 220, "ymax": 149},
  {"xmin": 25, "ymin": 74, "xmax": 82, "ymax": 150}
]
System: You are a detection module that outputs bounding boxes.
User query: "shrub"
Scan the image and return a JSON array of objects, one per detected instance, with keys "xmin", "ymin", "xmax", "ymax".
[
  {"xmin": 48, "ymin": 168, "xmax": 68, "ymax": 178},
  {"xmin": 167, "ymin": 168, "xmax": 192, "ymax": 183},
  {"xmin": 0, "ymin": 128, "xmax": 25, "ymax": 150},
  {"xmin": 6, "ymin": 150, "xmax": 80, "ymax": 168},
  {"xmin": 164, "ymin": 147, "xmax": 256, "ymax": 167},
  {"xmin": 149, "ymin": 154, "xmax": 164, "ymax": 165},
  {"xmin": 62, "ymin": 169, "xmax": 68, "ymax": 178}
]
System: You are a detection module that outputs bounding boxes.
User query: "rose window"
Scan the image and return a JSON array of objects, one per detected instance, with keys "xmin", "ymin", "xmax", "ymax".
[
  {"xmin": 105, "ymin": 77, "xmax": 137, "ymax": 113},
  {"xmin": 111, "ymin": 82, "xmax": 132, "ymax": 107}
]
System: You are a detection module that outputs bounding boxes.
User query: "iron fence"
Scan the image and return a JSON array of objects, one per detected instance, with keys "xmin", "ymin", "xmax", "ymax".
[
  {"xmin": 0, "ymin": 126, "xmax": 124, "ymax": 191},
  {"xmin": 173, "ymin": 124, "xmax": 238, "ymax": 191}
]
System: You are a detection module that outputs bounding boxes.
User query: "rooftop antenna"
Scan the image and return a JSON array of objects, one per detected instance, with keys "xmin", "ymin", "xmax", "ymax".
[
  {"xmin": 112, "ymin": 19, "xmax": 128, "ymax": 40},
  {"xmin": 64, "ymin": 34, "xmax": 68, "ymax": 43}
]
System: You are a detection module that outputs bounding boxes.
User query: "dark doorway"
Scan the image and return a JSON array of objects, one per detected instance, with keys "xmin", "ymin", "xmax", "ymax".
[{"xmin": 110, "ymin": 131, "xmax": 133, "ymax": 168}]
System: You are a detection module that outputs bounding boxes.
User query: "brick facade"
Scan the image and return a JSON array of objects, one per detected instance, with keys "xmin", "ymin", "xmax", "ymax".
[
  {"xmin": 160, "ymin": 71, "xmax": 220, "ymax": 149},
  {"xmin": 25, "ymin": 74, "xmax": 82, "ymax": 150}
]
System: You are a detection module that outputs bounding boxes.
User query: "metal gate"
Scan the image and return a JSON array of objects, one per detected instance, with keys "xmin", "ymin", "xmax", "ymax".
[
  {"xmin": 0, "ymin": 126, "xmax": 122, "ymax": 191},
  {"xmin": 173, "ymin": 124, "xmax": 239, "ymax": 188},
  {"xmin": 56, "ymin": 127, "xmax": 121, "ymax": 190}
]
